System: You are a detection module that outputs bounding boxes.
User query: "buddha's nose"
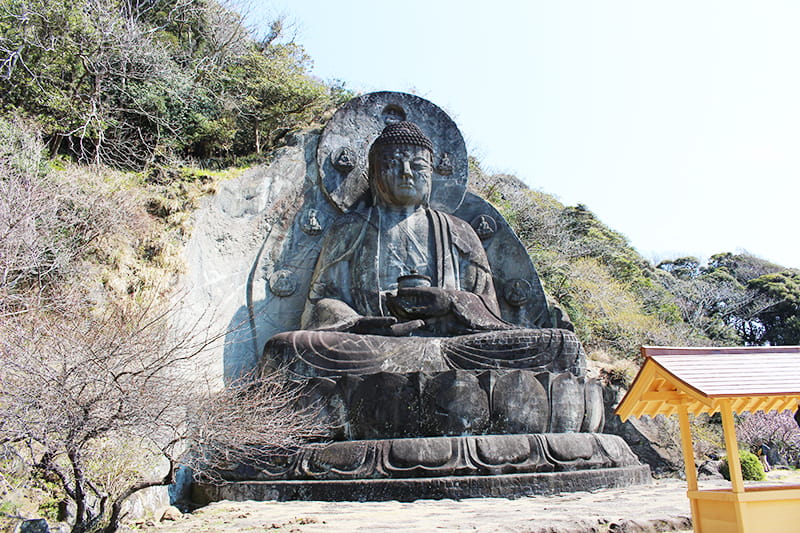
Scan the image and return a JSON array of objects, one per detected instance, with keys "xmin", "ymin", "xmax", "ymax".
[{"xmin": 401, "ymin": 161, "xmax": 413, "ymax": 178}]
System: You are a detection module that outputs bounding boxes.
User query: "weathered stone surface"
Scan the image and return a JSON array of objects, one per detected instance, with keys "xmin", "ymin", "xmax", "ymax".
[
  {"xmin": 14, "ymin": 519, "xmax": 49, "ymax": 533},
  {"xmin": 388, "ymin": 437, "xmax": 455, "ymax": 469},
  {"xmin": 349, "ymin": 373, "xmax": 420, "ymax": 439},
  {"xmin": 316, "ymin": 92, "xmax": 468, "ymax": 214},
  {"xmin": 420, "ymin": 370, "xmax": 489, "ymax": 436},
  {"xmin": 549, "ymin": 373, "xmax": 586, "ymax": 433},
  {"xmin": 292, "ymin": 369, "xmax": 606, "ymax": 439},
  {"xmin": 582, "ymin": 377, "xmax": 605, "ymax": 433},
  {"xmin": 159, "ymin": 506, "xmax": 183, "ymax": 521},
  {"xmin": 698, "ymin": 459, "xmax": 723, "ymax": 479},
  {"xmin": 543, "ymin": 433, "xmax": 596, "ymax": 463},
  {"xmin": 472, "ymin": 434, "xmax": 543, "ymax": 474},
  {"xmin": 217, "ymin": 433, "xmax": 641, "ymax": 483},
  {"xmin": 194, "ymin": 464, "xmax": 652, "ymax": 503},
  {"xmin": 297, "ymin": 377, "xmax": 347, "ymax": 440},
  {"xmin": 490, "ymin": 370, "xmax": 549, "ymax": 434},
  {"xmin": 181, "ymin": 134, "xmax": 321, "ymax": 384},
  {"xmin": 306, "ymin": 441, "xmax": 373, "ymax": 477},
  {"xmin": 453, "ymin": 193, "xmax": 552, "ymax": 327}
]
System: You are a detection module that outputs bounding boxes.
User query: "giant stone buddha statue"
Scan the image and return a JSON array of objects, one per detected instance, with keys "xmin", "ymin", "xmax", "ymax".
[
  {"xmin": 263, "ymin": 121, "xmax": 584, "ymax": 378},
  {"xmin": 195, "ymin": 93, "xmax": 649, "ymax": 503}
]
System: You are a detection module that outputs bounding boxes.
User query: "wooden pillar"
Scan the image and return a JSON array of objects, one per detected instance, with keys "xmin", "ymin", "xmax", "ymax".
[
  {"xmin": 720, "ymin": 399, "xmax": 744, "ymax": 493},
  {"xmin": 677, "ymin": 404, "xmax": 698, "ymax": 491},
  {"xmin": 677, "ymin": 404, "xmax": 702, "ymax": 532}
]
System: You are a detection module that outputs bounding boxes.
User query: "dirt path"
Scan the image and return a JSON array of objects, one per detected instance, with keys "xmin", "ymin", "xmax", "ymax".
[{"xmin": 143, "ymin": 470, "xmax": 800, "ymax": 532}]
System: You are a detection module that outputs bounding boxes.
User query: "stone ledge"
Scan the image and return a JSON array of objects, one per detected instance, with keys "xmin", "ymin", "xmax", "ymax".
[
  {"xmin": 194, "ymin": 465, "xmax": 652, "ymax": 503},
  {"xmin": 220, "ymin": 433, "xmax": 641, "ymax": 482}
]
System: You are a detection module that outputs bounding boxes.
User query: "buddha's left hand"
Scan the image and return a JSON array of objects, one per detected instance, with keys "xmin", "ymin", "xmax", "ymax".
[{"xmin": 387, "ymin": 287, "xmax": 453, "ymax": 320}]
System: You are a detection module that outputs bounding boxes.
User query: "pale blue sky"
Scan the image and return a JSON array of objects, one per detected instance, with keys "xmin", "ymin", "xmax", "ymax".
[{"xmin": 254, "ymin": 1, "xmax": 800, "ymax": 270}]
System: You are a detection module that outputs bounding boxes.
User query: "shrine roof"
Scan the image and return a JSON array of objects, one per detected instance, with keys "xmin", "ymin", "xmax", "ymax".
[{"xmin": 615, "ymin": 346, "xmax": 800, "ymax": 421}]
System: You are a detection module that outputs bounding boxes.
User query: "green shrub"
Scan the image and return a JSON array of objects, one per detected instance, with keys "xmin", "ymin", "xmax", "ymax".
[
  {"xmin": 720, "ymin": 450, "xmax": 765, "ymax": 481},
  {"xmin": 37, "ymin": 498, "xmax": 60, "ymax": 521},
  {"xmin": 0, "ymin": 500, "xmax": 21, "ymax": 517}
]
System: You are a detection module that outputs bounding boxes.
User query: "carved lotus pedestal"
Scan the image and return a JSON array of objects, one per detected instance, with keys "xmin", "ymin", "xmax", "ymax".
[{"xmin": 194, "ymin": 370, "xmax": 651, "ymax": 502}]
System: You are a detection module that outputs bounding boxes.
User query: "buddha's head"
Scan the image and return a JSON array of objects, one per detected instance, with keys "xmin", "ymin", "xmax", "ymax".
[{"xmin": 367, "ymin": 121, "xmax": 433, "ymax": 208}]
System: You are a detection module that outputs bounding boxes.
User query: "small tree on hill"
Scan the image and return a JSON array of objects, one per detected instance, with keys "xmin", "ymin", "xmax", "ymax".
[
  {"xmin": 738, "ymin": 410, "xmax": 800, "ymax": 467},
  {"xmin": 1, "ymin": 293, "xmax": 321, "ymax": 533},
  {"xmin": 746, "ymin": 271, "xmax": 800, "ymax": 345},
  {"xmin": 0, "ymin": 116, "xmax": 320, "ymax": 533}
]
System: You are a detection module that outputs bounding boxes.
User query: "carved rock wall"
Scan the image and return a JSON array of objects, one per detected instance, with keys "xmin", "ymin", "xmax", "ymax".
[
  {"xmin": 221, "ymin": 433, "xmax": 640, "ymax": 482},
  {"xmin": 180, "ymin": 133, "xmax": 317, "ymax": 384}
]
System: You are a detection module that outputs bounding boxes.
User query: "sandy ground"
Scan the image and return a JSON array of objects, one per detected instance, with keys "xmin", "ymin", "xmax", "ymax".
[{"xmin": 142, "ymin": 470, "xmax": 800, "ymax": 533}]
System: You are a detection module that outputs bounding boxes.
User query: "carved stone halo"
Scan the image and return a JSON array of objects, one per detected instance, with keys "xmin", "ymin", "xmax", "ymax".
[
  {"xmin": 504, "ymin": 279, "xmax": 532, "ymax": 307},
  {"xmin": 317, "ymin": 92, "xmax": 469, "ymax": 214},
  {"xmin": 471, "ymin": 214, "xmax": 497, "ymax": 240},
  {"xmin": 269, "ymin": 269, "xmax": 298, "ymax": 297}
]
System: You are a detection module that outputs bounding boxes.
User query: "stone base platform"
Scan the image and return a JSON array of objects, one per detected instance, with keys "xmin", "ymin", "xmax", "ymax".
[
  {"xmin": 296, "ymin": 369, "xmax": 607, "ymax": 440},
  {"xmin": 193, "ymin": 433, "xmax": 651, "ymax": 503},
  {"xmin": 194, "ymin": 465, "xmax": 652, "ymax": 503}
]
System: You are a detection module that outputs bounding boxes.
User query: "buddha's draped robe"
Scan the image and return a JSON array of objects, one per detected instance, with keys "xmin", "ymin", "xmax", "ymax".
[{"xmin": 263, "ymin": 206, "xmax": 584, "ymax": 377}]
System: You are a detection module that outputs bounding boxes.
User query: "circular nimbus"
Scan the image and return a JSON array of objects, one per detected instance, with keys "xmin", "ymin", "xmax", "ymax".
[
  {"xmin": 317, "ymin": 92, "xmax": 468, "ymax": 214},
  {"xmin": 504, "ymin": 278, "xmax": 532, "ymax": 307},
  {"xmin": 471, "ymin": 214, "xmax": 497, "ymax": 240},
  {"xmin": 269, "ymin": 269, "xmax": 298, "ymax": 297}
]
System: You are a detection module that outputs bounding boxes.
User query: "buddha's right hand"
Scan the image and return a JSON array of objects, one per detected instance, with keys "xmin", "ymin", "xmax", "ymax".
[
  {"xmin": 350, "ymin": 316, "xmax": 398, "ymax": 334},
  {"xmin": 389, "ymin": 319, "xmax": 425, "ymax": 336},
  {"xmin": 349, "ymin": 316, "xmax": 425, "ymax": 336}
]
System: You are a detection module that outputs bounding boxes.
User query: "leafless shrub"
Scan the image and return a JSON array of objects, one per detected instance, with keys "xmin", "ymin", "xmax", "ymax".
[
  {"xmin": 185, "ymin": 371, "xmax": 324, "ymax": 484},
  {"xmin": 0, "ymin": 116, "xmax": 145, "ymax": 317},
  {"xmin": 738, "ymin": 410, "xmax": 800, "ymax": 467},
  {"xmin": 0, "ymin": 289, "xmax": 320, "ymax": 533},
  {"xmin": 0, "ymin": 118, "xmax": 74, "ymax": 314},
  {"xmin": 0, "ymin": 116, "xmax": 320, "ymax": 532}
]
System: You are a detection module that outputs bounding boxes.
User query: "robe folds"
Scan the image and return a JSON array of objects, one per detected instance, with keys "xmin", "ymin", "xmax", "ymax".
[
  {"xmin": 263, "ymin": 206, "xmax": 584, "ymax": 378},
  {"xmin": 301, "ymin": 206, "xmax": 498, "ymax": 330}
]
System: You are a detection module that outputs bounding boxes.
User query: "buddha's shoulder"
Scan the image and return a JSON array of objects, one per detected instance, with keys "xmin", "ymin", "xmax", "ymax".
[
  {"xmin": 437, "ymin": 211, "xmax": 487, "ymax": 261},
  {"xmin": 440, "ymin": 212, "xmax": 481, "ymax": 241},
  {"xmin": 442, "ymin": 212, "xmax": 474, "ymax": 231}
]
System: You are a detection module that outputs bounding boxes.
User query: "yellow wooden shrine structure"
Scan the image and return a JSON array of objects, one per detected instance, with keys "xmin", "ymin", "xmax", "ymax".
[{"xmin": 616, "ymin": 346, "xmax": 800, "ymax": 533}]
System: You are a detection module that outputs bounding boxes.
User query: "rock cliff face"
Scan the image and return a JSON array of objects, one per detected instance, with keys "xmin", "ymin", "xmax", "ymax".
[{"xmin": 181, "ymin": 132, "xmax": 317, "ymax": 385}]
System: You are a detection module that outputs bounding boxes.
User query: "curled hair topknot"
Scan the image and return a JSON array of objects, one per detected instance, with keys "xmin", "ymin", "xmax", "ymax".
[{"xmin": 370, "ymin": 121, "xmax": 434, "ymax": 154}]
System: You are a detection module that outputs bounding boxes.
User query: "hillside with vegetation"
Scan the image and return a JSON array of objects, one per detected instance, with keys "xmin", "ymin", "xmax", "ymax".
[
  {"xmin": 469, "ymin": 163, "xmax": 799, "ymax": 376},
  {"xmin": 0, "ymin": 1, "xmax": 340, "ymax": 531},
  {"xmin": 2, "ymin": 0, "xmax": 800, "ymax": 531}
]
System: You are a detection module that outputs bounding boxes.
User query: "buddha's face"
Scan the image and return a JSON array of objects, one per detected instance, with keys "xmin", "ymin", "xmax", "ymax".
[{"xmin": 371, "ymin": 144, "xmax": 433, "ymax": 207}]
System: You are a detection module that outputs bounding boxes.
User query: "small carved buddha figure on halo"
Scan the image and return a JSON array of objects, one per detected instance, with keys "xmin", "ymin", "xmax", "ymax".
[{"xmin": 263, "ymin": 121, "xmax": 584, "ymax": 377}]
